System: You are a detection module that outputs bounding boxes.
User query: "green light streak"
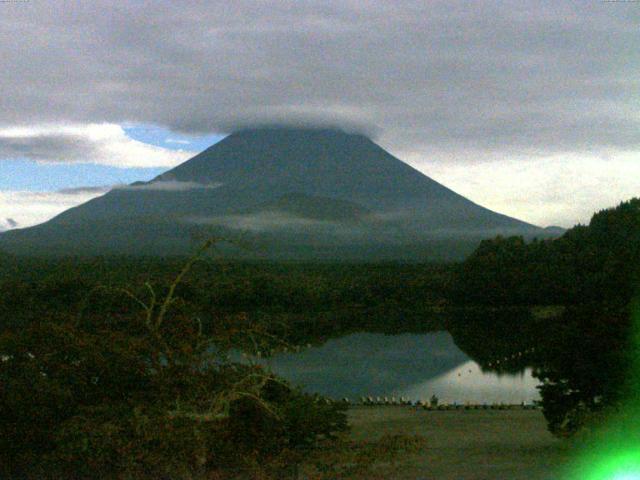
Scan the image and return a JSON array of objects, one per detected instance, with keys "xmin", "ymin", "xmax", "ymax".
[{"xmin": 564, "ymin": 303, "xmax": 640, "ymax": 480}]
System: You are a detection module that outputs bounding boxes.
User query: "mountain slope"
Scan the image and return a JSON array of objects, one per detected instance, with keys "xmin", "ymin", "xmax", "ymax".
[{"xmin": 0, "ymin": 127, "xmax": 552, "ymax": 260}]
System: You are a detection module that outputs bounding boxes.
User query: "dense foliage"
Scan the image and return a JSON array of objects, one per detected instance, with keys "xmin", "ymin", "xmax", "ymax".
[
  {"xmin": 0, "ymin": 257, "xmax": 451, "ymax": 340},
  {"xmin": 452, "ymin": 198, "xmax": 640, "ymax": 436},
  {"xmin": 0, "ymin": 249, "xmax": 349, "ymax": 479},
  {"xmin": 454, "ymin": 199, "xmax": 640, "ymax": 308}
]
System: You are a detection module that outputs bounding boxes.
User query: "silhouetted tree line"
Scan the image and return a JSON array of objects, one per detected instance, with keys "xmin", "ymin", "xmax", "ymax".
[
  {"xmin": 0, "ymin": 259, "xmax": 451, "ymax": 341},
  {"xmin": 450, "ymin": 198, "xmax": 640, "ymax": 436},
  {"xmin": 454, "ymin": 199, "xmax": 640, "ymax": 308}
]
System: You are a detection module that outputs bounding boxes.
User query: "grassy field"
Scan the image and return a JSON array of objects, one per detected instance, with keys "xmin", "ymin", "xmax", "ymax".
[{"xmin": 342, "ymin": 406, "xmax": 574, "ymax": 480}]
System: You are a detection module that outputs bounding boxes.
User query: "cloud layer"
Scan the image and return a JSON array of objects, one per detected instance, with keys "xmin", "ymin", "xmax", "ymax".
[
  {"xmin": 0, "ymin": 218, "xmax": 18, "ymax": 232},
  {"xmin": 1, "ymin": 1, "xmax": 638, "ymax": 155},
  {"xmin": 0, "ymin": 188, "xmax": 108, "ymax": 230},
  {"xmin": 0, "ymin": 124, "xmax": 194, "ymax": 167},
  {"xmin": 422, "ymin": 152, "xmax": 640, "ymax": 227},
  {"xmin": 116, "ymin": 180, "xmax": 223, "ymax": 192},
  {"xmin": 1, "ymin": 1, "xmax": 639, "ymax": 226}
]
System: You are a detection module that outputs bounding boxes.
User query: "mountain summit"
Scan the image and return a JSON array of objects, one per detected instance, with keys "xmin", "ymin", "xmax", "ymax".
[{"xmin": 0, "ymin": 127, "xmax": 551, "ymax": 260}]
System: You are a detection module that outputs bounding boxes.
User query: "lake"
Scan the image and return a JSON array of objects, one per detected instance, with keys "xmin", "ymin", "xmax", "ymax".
[{"xmin": 258, "ymin": 332, "xmax": 541, "ymax": 404}]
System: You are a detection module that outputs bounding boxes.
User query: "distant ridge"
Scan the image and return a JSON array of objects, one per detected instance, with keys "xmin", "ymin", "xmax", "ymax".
[{"xmin": 0, "ymin": 127, "xmax": 557, "ymax": 260}]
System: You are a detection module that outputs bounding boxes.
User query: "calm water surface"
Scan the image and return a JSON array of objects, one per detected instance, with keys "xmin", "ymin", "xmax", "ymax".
[{"xmin": 260, "ymin": 332, "xmax": 540, "ymax": 403}]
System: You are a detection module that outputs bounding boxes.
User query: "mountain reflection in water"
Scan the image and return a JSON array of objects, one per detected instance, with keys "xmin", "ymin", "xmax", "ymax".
[
  {"xmin": 399, "ymin": 360, "xmax": 540, "ymax": 404},
  {"xmin": 259, "ymin": 332, "xmax": 540, "ymax": 403}
]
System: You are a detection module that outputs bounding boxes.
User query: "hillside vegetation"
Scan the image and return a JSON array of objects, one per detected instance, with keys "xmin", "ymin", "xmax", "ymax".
[{"xmin": 451, "ymin": 198, "xmax": 640, "ymax": 436}]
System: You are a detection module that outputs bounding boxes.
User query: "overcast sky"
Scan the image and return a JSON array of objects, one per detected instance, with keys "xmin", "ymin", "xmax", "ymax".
[{"xmin": 1, "ymin": 0, "xmax": 639, "ymax": 230}]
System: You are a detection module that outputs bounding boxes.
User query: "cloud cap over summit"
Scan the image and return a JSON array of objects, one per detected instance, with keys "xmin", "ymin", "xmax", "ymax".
[{"xmin": 1, "ymin": 1, "xmax": 638, "ymax": 157}]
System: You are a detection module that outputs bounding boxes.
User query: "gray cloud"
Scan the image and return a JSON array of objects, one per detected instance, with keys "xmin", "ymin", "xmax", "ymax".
[
  {"xmin": 0, "ymin": 188, "xmax": 109, "ymax": 229},
  {"xmin": 0, "ymin": 218, "xmax": 19, "ymax": 231},
  {"xmin": 57, "ymin": 186, "xmax": 114, "ymax": 195},
  {"xmin": 0, "ymin": 124, "xmax": 194, "ymax": 167},
  {"xmin": 116, "ymin": 180, "xmax": 223, "ymax": 192},
  {"xmin": 1, "ymin": 0, "xmax": 638, "ymax": 159},
  {"xmin": 0, "ymin": 133, "xmax": 97, "ymax": 163},
  {"xmin": 186, "ymin": 212, "xmax": 338, "ymax": 233}
]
